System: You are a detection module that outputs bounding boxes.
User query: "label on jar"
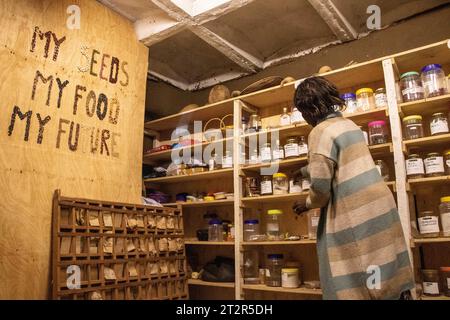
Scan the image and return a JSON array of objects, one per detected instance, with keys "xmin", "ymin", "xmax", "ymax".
[
  {"xmin": 249, "ymin": 153, "xmax": 259, "ymax": 164},
  {"xmin": 298, "ymin": 144, "xmax": 308, "ymax": 156},
  {"xmin": 289, "ymin": 180, "xmax": 302, "ymax": 193},
  {"xmin": 265, "ymin": 269, "xmax": 271, "ymax": 278},
  {"xmin": 402, "ymin": 86, "xmax": 424, "ymax": 97},
  {"xmin": 260, "ymin": 147, "xmax": 272, "ymax": 162},
  {"xmin": 441, "ymin": 212, "xmax": 450, "ymax": 235},
  {"xmin": 284, "ymin": 143, "xmax": 299, "ymax": 158},
  {"xmin": 375, "ymin": 93, "xmax": 387, "ymax": 108},
  {"xmin": 406, "ymin": 158, "xmax": 425, "ymax": 176},
  {"xmin": 273, "ymin": 149, "xmax": 284, "ymax": 160},
  {"xmin": 261, "ymin": 181, "xmax": 272, "ymax": 195},
  {"xmin": 266, "ymin": 222, "xmax": 279, "ymax": 232},
  {"xmin": 302, "ymin": 179, "xmax": 311, "ymax": 190},
  {"xmin": 418, "ymin": 216, "xmax": 440, "ymax": 234},
  {"xmin": 311, "ymin": 216, "xmax": 319, "ymax": 227},
  {"xmin": 424, "ymin": 156, "xmax": 444, "ymax": 174},
  {"xmin": 423, "ymin": 281, "xmax": 440, "ymax": 295},
  {"xmin": 222, "ymin": 156, "xmax": 233, "ymax": 168},
  {"xmin": 430, "ymin": 118, "xmax": 449, "ymax": 135}
]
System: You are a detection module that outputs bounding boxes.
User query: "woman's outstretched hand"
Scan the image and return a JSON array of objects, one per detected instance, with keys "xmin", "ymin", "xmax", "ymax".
[{"xmin": 293, "ymin": 201, "xmax": 308, "ymax": 216}]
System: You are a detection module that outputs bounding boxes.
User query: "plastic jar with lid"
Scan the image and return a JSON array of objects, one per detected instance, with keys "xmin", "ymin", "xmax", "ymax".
[
  {"xmin": 222, "ymin": 151, "xmax": 233, "ymax": 168},
  {"xmin": 374, "ymin": 160, "xmax": 390, "ymax": 182},
  {"xmin": 273, "ymin": 173, "xmax": 289, "ymax": 195},
  {"xmin": 289, "ymin": 176, "xmax": 302, "ymax": 194},
  {"xmin": 403, "ymin": 115, "xmax": 424, "ymax": 140},
  {"xmin": 272, "ymin": 140, "xmax": 284, "ymax": 161},
  {"xmin": 445, "ymin": 150, "xmax": 450, "ymax": 175},
  {"xmin": 284, "ymin": 137, "xmax": 299, "ymax": 158},
  {"xmin": 439, "ymin": 196, "xmax": 450, "ymax": 237},
  {"xmin": 368, "ymin": 120, "xmax": 389, "ymax": 145},
  {"xmin": 430, "ymin": 112, "xmax": 449, "ymax": 136},
  {"xmin": 282, "ymin": 268, "xmax": 300, "ymax": 288},
  {"xmin": 266, "ymin": 254, "xmax": 284, "ymax": 287},
  {"xmin": 341, "ymin": 93, "xmax": 358, "ymax": 114},
  {"xmin": 244, "ymin": 250, "xmax": 260, "ymax": 284},
  {"xmin": 298, "ymin": 136, "xmax": 308, "ymax": 156},
  {"xmin": 244, "ymin": 220, "xmax": 260, "ymax": 242},
  {"xmin": 422, "ymin": 269, "xmax": 441, "ymax": 297},
  {"xmin": 266, "ymin": 209, "xmax": 283, "ymax": 240},
  {"xmin": 208, "ymin": 219, "xmax": 223, "ymax": 242},
  {"xmin": 375, "ymin": 88, "xmax": 388, "ymax": 109},
  {"xmin": 307, "ymin": 209, "xmax": 320, "ymax": 240},
  {"xmin": 421, "ymin": 64, "xmax": 449, "ymax": 98},
  {"xmin": 260, "ymin": 176, "xmax": 273, "ymax": 195},
  {"xmin": 424, "ymin": 152, "xmax": 445, "ymax": 177},
  {"xmin": 400, "ymin": 71, "xmax": 425, "ymax": 102},
  {"xmin": 356, "ymin": 88, "xmax": 375, "ymax": 111},
  {"xmin": 260, "ymin": 143, "xmax": 272, "ymax": 163},
  {"xmin": 418, "ymin": 211, "xmax": 440, "ymax": 238},
  {"xmin": 406, "ymin": 154, "xmax": 425, "ymax": 179},
  {"xmin": 440, "ymin": 267, "xmax": 450, "ymax": 297}
]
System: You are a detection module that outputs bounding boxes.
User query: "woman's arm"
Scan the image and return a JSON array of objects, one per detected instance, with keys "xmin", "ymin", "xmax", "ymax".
[{"xmin": 306, "ymin": 153, "xmax": 335, "ymax": 209}]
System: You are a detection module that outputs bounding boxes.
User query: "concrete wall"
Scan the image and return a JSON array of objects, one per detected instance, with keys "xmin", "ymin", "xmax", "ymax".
[{"xmin": 146, "ymin": 5, "xmax": 450, "ymax": 119}]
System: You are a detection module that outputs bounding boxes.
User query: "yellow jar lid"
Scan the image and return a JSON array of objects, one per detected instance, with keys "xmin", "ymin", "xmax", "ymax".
[
  {"xmin": 403, "ymin": 115, "xmax": 423, "ymax": 122},
  {"xmin": 268, "ymin": 209, "xmax": 283, "ymax": 215},
  {"xmin": 204, "ymin": 196, "xmax": 215, "ymax": 202},
  {"xmin": 445, "ymin": 150, "xmax": 450, "ymax": 156},
  {"xmin": 441, "ymin": 196, "xmax": 450, "ymax": 203},
  {"xmin": 282, "ymin": 268, "xmax": 299, "ymax": 273},
  {"xmin": 356, "ymin": 88, "xmax": 374, "ymax": 95},
  {"xmin": 273, "ymin": 173, "xmax": 287, "ymax": 178}
]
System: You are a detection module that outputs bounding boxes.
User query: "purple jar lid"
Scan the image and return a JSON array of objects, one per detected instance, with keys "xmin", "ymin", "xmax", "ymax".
[
  {"xmin": 268, "ymin": 254, "xmax": 284, "ymax": 260},
  {"xmin": 244, "ymin": 219, "xmax": 259, "ymax": 225},
  {"xmin": 368, "ymin": 120, "xmax": 386, "ymax": 127},
  {"xmin": 341, "ymin": 93, "xmax": 356, "ymax": 100},
  {"xmin": 209, "ymin": 218, "xmax": 222, "ymax": 225},
  {"xmin": 421, "ymin": 64, "xmax": 443, "ymax": 73}
]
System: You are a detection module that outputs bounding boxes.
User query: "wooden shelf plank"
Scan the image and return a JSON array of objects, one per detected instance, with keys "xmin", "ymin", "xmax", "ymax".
[
  {"xmin": 404, "ymin": 133, "xmax": 450, "ymax": 149},
  {"xmin": 145, "ymin": 99, "xmax": 234, "ymax": 132},
  {"xmin": 420, "ymin": 295, "xmax": 450, "ymax": 300},
  {"xmin": 241, "ymin": 157, "xmax": 308, "ymax": 172},
  {"xmin": 399, "ymin": 94, "xmax": 450, "ymax": 117},
  {"xmin": 163, "ymin": 199, "xmax": 234, "ymax": 208},
  {"xmin": 185, "ymin": 240, "xmax": 235, "ymax": 246},
  {"xmin": 143, "ymin": 138, "xmax": 233, "ymax": 164},
  {"xmin": 369, "ymin": 143, "xmax": 393, "ymax": 156},
  {"xmin": 345, "ymin": 107, "xmax": 388, "ymax": 126},
  {"xmin": 242, "ymin": 123, "xmax": 311, "ymax": 141},
  {"xmin": 144, "ymin": 168, "xmax": 233, "ymax": 184},
  {"xmin": 188, "ymin": 279, "xmax": 235, "ymax": 288},
  {"xmin": 413, "ymin": 237, "xmax": 450, "ymax": 244},
  {"xmin": 408, "ymin": 175, "xmax": 450, "ymax": 187},
  {"xmin": 242, "ymin": 240, "xmax": 316, "ymax": 246},
  {"xmin": 239, "ymin": 82, "xmax": 296, "ymax": 109},
  {"xmin": 242, "ymin": 192, "xmax": 308, "ymax": 204},
  {"xmin": 242, "ymin": 284, "xmax": 322, "ymax": 295}
]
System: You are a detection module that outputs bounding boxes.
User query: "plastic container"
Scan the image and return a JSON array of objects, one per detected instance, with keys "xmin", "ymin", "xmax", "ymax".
[
  {"xmin": 244, "ymin": 220, "xmax": 260, "ymax": 241},
  {"xmin": 261, "ymin": 176, "xmax": 273, "ymax": 195},
  {"xmin": 249, "ymin": 148, "xmax": 260, "ymax": 165},
  {"xmin": 245, "ymin": 177, "xmax": 260, "ymax": 197},
  {"xmin": 260, "ymin": 143, "xmax": 272, "ymax": 163},
  {"xmin": 424, "ymin": 152, "xmax": 445, "ymax": 177},
  {"xmin": 307, "ymin": 210, "xmax": 320, "ymax": 240},
  {"xmin": 406, "ymin": 154, "xmax": 425, "ymax": 179},
  {"xmin": 430, "ymin": 112, "xmax": 449, "ymax": 136},
  {"xmin": 356, "ymin": 88, "xmax": 375, "ymax": 111},
  {"xmin": 439, "ymin": 196, "xmax": 450, "ymax": 237},
  {"xmin": 400, "ymin": 71, "xmax": 424, "ymax": 102},
  {"xmin": 284, "ymin": 137, "xmax": 299, "ymax": 159},
  {"xmin": 282, "ymin": 268, "xmax": 300, "ymax": 288},
  {"xmin": 374, "ymin": 160, "xmax": 390, "ymax": 182},
  {"xmin": 208, "ymin": 219, "xmax": 223, "ymax": 242},
  {"xmin": 422, "ymin": 269, "xmax": 441, "ymax": 297},
  {"xmin": 273, "ymin": 173, "xmax": 289, "ymax": 195},
  {"xmin": 375, "ymin": 88, "xmax": 388, "ymax": 109},
  {"xmin": 249, "ymin": 114, "xmax": 261, "ymax": 132},
  {"xmin": 418, "ymin": 211, "xmax": 440, "ymax": 238},
  {"xmin": 222, "ymin": 151, "xmax": 233, "ymax": 168},
  {"xmin": 445, "ymin": 150, "xmax": 450, "ymax": 175},
  {"xmin": 266, "ymin": 254, "xmax": 284, "ymax": 287},
  {"xmin": 368, "ymin": 120, "xmax": 389, "ymax": 145},
  {"xmin": 298, "ymin": 136, "xmax": 308, "ymax": 156},
  {"xmin": 440, "ymin": 267, "xmax": 450, "ymax": 297},
  {"xmin": 421, "ymin": 64, "xmax": 449, "ymax": 98},
  {"xmin": 403, "ymin": 115, "xmax": 424, "ymax": 140},
  {"xmin": 280, "ymin": 107, "xmax": 291, "ymax": 127},
  {"xmin": 289, "ymin": 177, "xmax": 302, "ymax": 194},
  {"xmin": 244, "ymin": 250, "xmax": 260, "ymax": 284},
  {"xmin": 266, "ymin": 209, "xmax": 283, "ymax": 240},
  {"xmin": 341, "ymin": 93, "xmax": 358, "ymax": 114},
  {"xmin": 272, "ymin": 140, "xmax": 284, "ymax": 161},
  {"xmin": 291, "ymin": 106, "xmax": 304, "ymax": 124}
]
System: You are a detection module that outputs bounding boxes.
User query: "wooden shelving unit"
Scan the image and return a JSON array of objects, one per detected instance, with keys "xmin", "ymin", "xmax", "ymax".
[
  {"xmin": 188, "ymin": 279, "xmax": 235, "ymax": 288},
  {"xmin": 144, "ymin": 39, "xmax": 450, "ymax": 300},
  {"xmin": 185, "ymin": 240, "xmax": 235, "ymax": 246},
  {"xmin": 164, "ymin": 199, "xmax": 234, "ymax": 208}
]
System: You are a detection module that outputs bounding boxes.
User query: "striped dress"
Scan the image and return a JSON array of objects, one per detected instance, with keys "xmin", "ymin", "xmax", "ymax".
[{"xmin": 302, "ymin": 112, "xmax": 414, "ymax": 300}]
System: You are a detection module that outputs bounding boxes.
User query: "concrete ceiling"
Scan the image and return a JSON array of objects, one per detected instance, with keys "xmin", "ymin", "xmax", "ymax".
[{"xmin": 99, "ymin": 0, "xmax": 449, "ymax": 90}]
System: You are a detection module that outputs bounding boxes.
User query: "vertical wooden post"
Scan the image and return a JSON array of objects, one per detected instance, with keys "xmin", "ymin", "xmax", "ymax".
[{"xmin": 233, "ymin": 99, "xmax": 243, "ymax": 300}]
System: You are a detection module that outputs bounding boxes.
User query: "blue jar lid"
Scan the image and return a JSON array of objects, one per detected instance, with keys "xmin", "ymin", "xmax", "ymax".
[
  {"xmin": 421, "ymin": 64, "xmax": 443, "ymax": 73},
  {"xmin": 209, "ymin": 218, "xmax": 222, "ymax": 225},
  {"xmin": 268, "ymin": 254, "xmax": 284, "ymax": 260},
  {"xmin": 341, "ymin": 93, "xmax": 356, "ymax": 100},
  {"xmin": 244, "ymin": 219, "xmax": 259, "ymax": 225}
]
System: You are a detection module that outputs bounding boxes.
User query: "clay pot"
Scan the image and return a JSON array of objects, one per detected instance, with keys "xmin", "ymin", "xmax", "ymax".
[
  {"xmin": 281, "ymin": 76, "xmax": 296, "ymax": 85},
  {"xmin": 318, "ymin": 66, "xmax": 332, "ymax": 74},
  {"xmin": 208, "ymin": 85, "xmax": 231, "ymax": 104}
]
